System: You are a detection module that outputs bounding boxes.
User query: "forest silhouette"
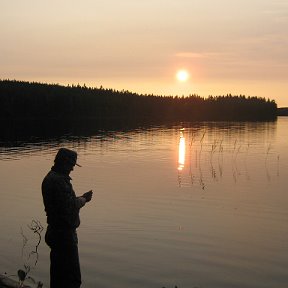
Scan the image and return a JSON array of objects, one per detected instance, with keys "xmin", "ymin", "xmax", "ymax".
[{"xmin": 0, "ymin": 79, "xmax": 277, "ymax": 123}]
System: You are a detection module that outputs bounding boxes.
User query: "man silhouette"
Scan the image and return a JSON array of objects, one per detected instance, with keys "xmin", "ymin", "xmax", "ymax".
[{"xmin": 42, "ymin": 148, "xmax": 93, "ymax": 288}]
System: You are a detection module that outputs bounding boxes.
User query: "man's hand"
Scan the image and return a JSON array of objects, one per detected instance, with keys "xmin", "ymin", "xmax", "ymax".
[{"xmin": 82, "ymin": 190, "xmax": 93, "ymax": 202}]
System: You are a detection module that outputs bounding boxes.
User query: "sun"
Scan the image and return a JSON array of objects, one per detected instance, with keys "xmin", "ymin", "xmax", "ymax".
[{"xmin": 176, "ymin": 70, "xmax": 189, "ymax": 82}]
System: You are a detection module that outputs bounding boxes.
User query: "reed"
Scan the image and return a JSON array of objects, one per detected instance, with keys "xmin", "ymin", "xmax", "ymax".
[{"xmin": 1, "ymin": 220, "xmax": 43, "ymax": 288}]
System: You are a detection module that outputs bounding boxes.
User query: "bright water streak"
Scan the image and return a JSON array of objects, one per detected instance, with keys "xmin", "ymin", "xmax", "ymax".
[{"xmin": 0, "ymin": 118, "xmax": 288, "ymax": 288}]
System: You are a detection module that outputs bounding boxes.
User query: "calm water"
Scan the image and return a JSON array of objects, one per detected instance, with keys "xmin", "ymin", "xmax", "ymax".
[{"xmin": 0, "ymin": 118, "xmax": 288, "ymax": 288}]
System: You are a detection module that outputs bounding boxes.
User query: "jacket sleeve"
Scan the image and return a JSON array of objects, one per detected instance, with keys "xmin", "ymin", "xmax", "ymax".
[{"xmin": 45, "ymin": 176, "xmax": 84, "ymax": 228}]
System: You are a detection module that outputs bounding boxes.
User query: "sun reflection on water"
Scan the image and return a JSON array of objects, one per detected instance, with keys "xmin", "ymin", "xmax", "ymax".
[{"xmin": 178, "ymin": 129, "xmax": 186, "ymax": 171}]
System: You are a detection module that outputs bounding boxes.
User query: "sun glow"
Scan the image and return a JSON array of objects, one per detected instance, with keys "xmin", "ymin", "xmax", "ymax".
[{"xmin": 176, "ymin": 70, "xmax": 189, "ymax": 82}]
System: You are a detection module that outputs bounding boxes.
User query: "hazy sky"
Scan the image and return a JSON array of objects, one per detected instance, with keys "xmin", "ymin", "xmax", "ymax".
[{"xmin": 1, "ymin": 0, "xmax": 288, "ymax": 106}]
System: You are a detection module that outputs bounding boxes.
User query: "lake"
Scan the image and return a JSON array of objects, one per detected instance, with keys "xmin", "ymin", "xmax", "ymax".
[{"xmin": 0, "ymin": 117, "xmax": 288, "ymax": 288}]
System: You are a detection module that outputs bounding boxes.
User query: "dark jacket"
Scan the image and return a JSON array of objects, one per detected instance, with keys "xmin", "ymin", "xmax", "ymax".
[{"xmin": 42, "ymin": 168, "xmax": 85, "ymax": 230}]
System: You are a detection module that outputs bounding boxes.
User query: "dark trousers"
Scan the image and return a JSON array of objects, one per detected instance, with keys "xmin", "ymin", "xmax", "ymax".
[{"xmin": 45, "ymin": 227, "xmax": 82, "ymax": 288}]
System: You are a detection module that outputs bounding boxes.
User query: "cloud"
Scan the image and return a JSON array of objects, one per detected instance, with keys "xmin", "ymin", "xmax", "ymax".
[{"xmin": 175, "ymin": 52, "xmax": 221, "ymax": 59}]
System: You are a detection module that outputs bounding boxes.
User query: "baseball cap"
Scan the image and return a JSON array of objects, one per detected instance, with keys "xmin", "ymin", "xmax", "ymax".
[{"xmin": 54, "ymin": 148, "xmax": 82, "ymax": 167}]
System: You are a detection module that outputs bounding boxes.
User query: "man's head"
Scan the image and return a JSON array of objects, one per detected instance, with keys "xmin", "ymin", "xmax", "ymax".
[{"xmin": 54, "ymin": 148, "xmax": 81, "ymax": 173}]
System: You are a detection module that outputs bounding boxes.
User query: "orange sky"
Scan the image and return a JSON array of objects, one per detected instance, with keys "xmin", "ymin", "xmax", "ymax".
[{"xmin": 1, "ymin": 0, "xmax": 287, "ymax": 106}]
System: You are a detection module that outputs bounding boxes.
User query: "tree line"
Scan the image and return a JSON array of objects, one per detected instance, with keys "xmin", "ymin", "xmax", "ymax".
[
  {"xmin": 0, "ymin": 79, "xmax": 277, "ymax": 122},
  {"xmin": 277, "ymin": 107, "xmax": 288, "ymax": 116}
]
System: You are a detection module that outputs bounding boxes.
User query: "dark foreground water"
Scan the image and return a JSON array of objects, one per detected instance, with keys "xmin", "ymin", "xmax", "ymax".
[{"xmin": 0, "ymin": 118, "xmax": 288, "ymax": 288}]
